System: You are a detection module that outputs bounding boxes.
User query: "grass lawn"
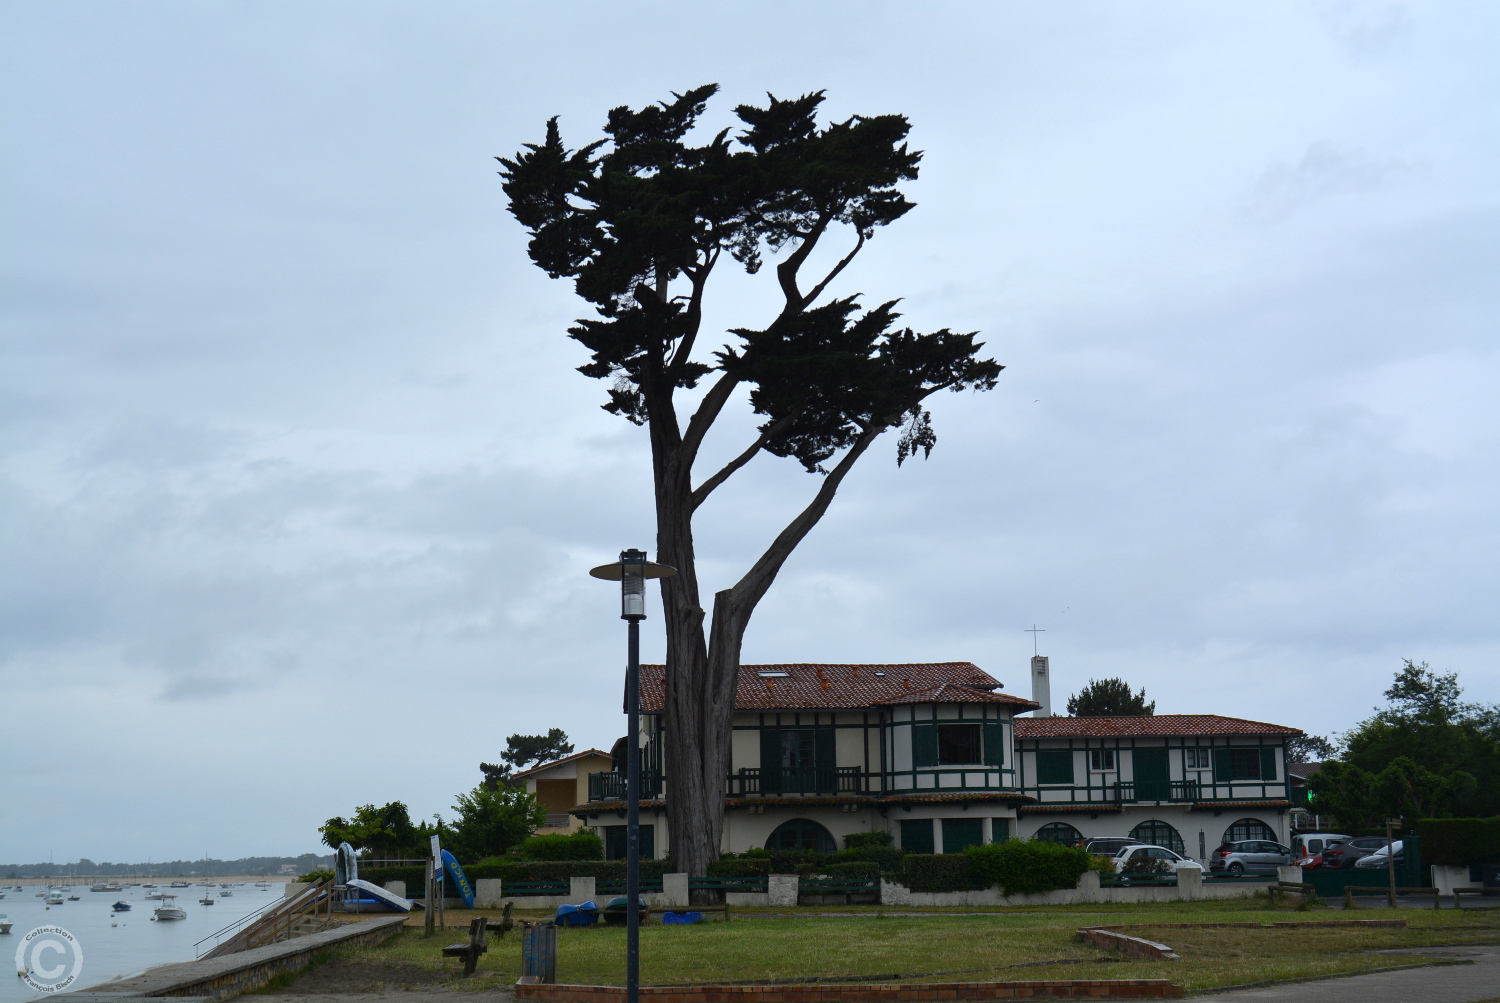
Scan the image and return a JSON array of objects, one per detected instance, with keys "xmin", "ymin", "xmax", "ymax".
[{"xmin": 301, "ymin": 900, "xmax": 1500, "ymax": 995}]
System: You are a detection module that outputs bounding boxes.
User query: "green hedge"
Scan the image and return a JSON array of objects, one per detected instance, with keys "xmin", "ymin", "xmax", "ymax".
[
  {"xmin": 822, "ymin": 861, "xmax": 881, "ymax": 879},
  {"xmin": 707, "ymin": 859, "xmax": 770, "ymax": 878},
  {"xmin": 890, "ymin": 853, "xmax": 986, "ymax": 892},
  {"xmin": 519, "ymin": 831, "xmax": 604, "ymax": 861},
  {"xmin": 1418, "ymin": 817, "xmax": 1500, "ymax": 865},
  {"xmin": 965, "ymin": 840, "xmax": 1090, "ymax": 895},
  {"xmin": 363, "ymin": 859, "xmax": 671, "ymax": 889}
]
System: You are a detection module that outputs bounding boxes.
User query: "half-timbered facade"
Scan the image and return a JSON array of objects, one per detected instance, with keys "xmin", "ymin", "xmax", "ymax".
[
  {"xmin": 572, "ymin": 662, "xmax": 1040, "ymax": 857},
  {"xmin": 1013, "ymin": 715, "xmax": 1301, "ymax": 861}
]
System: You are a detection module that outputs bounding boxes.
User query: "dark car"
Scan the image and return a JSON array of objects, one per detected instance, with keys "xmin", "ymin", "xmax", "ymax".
[
  {"xmin": 1081, "ymin": 837, "xmax": 1138, "ymax": 856},
  {"xmin": 1320, "ymin": 836, "xmax": 1389, "ymax": 869}
]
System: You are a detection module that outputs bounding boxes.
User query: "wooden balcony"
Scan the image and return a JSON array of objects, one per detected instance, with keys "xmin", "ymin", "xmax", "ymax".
[{"xmin": 586, "ymin": 770, "xmax": 663, "ymax": 801}]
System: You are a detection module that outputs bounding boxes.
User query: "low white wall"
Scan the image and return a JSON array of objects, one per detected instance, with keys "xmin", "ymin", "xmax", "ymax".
[
  {"xmin": 1431, "ymin": 864, "xmax": 1481, "ymax": 896},
  {"xmin": 472, "ymin": 873, "xmax": 693, "ymax": 910}
]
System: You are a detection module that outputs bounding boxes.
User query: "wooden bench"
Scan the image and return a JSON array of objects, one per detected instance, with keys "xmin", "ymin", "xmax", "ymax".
[
  {"xmin": 1268, "ymin": 881, "xmax": 1315, "ymax": 908},
  {"xmin": 1342, "ymin": 886, "xmax": 1442, "ymax": 909},
  {"xmin": 441, "ymin": 904, "xmax": 515, "ymax": 977}
]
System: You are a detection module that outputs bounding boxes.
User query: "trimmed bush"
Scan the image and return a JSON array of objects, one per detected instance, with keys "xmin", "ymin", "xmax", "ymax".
[
  {"xmin": 519, "ymin": 830, "xmax": 604, "ymax": 861},
  {"xmin": 363, "ymin": 858, "xmax": 671, "ymax": 889},
  {"xmin": 707, "ymin": 859, "xmax": 770, "ymax": 878},
  {"xmin": 890, "ymin": 853, "xmax": 985, "ymax": 892},
  {"xmin": 841, "ymin": 831, "xmax": 894, "ymax": 849},
  {"xmin": 821, "ymin": 861, "xmax": 881, "ymax": 879},
  {"xmin": 1418, "ymin": 817, "xmax": 1500, "ymax": 865},
  {"xmin": 965, "ymin": 840, "xmax": 1091, "ymax": 895}
]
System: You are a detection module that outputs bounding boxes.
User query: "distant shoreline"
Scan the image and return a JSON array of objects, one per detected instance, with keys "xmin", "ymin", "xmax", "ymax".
[{"xmin": 5, "ymin": 875, "xmax": 296, "ymax": 886}]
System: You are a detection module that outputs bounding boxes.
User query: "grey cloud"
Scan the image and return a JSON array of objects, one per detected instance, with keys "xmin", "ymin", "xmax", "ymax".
[{"xmin": 1245, "ymin": 142, "xmax": 1423, "ymax": 223}]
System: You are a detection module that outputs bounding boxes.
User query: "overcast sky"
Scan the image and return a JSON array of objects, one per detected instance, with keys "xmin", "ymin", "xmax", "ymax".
[{"xmin": 2, "ymin": 1, "xmax": 1496, "ymax": 865}]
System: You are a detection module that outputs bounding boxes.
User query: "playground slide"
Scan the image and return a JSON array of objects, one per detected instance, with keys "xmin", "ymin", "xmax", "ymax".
[{"xmin": 347, "ymin": 878, "xmax": 413, "ymax": 912}]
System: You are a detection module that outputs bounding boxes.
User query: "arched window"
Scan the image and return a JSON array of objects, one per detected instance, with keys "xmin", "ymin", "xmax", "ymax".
[
  {"xmin": 766, "ymin": 818, "xmax": 836, "ymax": 853},
  {"xmin": 1129, "ymin": 819, "xmax": 1185, "ymax": 854},
  {"xmin": 1032, "ymin": 822, "xmax": 1083, "ymax": 845},
  {"xmin": 1223, "ymin": 818, "xmax": 1276, "ymax": 844}
]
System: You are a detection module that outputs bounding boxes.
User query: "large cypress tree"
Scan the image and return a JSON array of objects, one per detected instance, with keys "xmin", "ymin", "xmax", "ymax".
[{"xmin": 499, "ymin": 86, "xmax": 1002, "ymax": 876}]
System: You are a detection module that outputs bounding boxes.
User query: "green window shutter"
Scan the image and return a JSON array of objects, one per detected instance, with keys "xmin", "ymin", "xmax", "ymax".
[
  {"xmin": 912, "ymin": 724, "xmax": 939, "ymax": 768},
  {"xmin": 1260, "ymin": 746, "xmax": 1277, "ymax": 781},
  {"xmin": 899, "ymin": 819, "xmax": 934, "ymax": 855},
  {"xmin": 759, "ymin": 727, "xmax": 780, "ymax": 791},
  {"xmin": 991, "ymin": 817, "xmax": 1011, "ymax": 841},
  {"xmin": 815, "ymin": 727, "xmax": 836, "ymax": 791},
  {"xmin": 1213, "ymin": 748, "xmax": 1232, "ymax": 782},
  {"xmin": 1036, "ymin": 749, "xmax": 1074, "ymax": 785},
  {"xmin": 983, "ymin": 723, "xmax": 1005, "ymax": 766}
]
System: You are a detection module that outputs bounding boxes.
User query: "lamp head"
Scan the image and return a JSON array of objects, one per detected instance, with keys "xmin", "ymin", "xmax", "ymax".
[{"xmin": 589, "ymin": 549, "xmax": 677, "ymax": 620}]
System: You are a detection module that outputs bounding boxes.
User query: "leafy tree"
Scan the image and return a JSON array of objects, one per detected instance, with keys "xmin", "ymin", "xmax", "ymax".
[
  {"xmin": 445, "ymin": 783, "xmax": 545, "ymax": 861},
  {"xmin": 1287, "ymin": 734, "xmax": 1337, "ymax": 762},
  {"xmin": 318, "ymin": 801, "xmax": 421, "ymax": 857},
  {"xmin": 481, "ymin": 728, "xmax": 575, "ymax": 788},
  {"xmin": 1333, "ymin": 660, "xmax": 1500, "ymax": 817},
  {"xmin": 499, "ymin": 85, "xmax": 1001, "ymax": 875},
  {"xmin": 1066, "ymin": 678, "xmax": 1155, "ymax": 716},
  {"xmin": 1307, "ymin": 756, "xmax": 1476, "ymax": 830}
]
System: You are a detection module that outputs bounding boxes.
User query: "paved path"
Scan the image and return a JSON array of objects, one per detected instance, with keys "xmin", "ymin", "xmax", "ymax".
[{"xmin": 1200, "ymin": 946, "xmax": 1500, "ymax": 1002}]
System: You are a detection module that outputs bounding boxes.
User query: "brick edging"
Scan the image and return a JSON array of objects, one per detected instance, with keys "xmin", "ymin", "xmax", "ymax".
[{"xmin": 515, "ymin": 977, "xmax": 1183, "ymax": 1000}]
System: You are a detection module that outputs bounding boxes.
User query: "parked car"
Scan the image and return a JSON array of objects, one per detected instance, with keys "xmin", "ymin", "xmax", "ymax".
[
  {"xmin": 1209, "ymin": 839, "xmax": 1294, "ymax": 874},
  {"xmin": 1292, "ymin": 832, "xmax": 1351, "ymax": 869},
  {"xmin": 1111, "ymin": 844, "xmax": 1203, "ymax": 874},
  {"xmin": 1320, "ymin": 836, "xmax": 1390, "ymax": 869},
  {"xmin": 1081, "ymin": 837, "xmax": 1138, "ymax": 856},
  {"xmin": 1354, "ymin": 840, "xmax": 1404, "ymax": 869}
]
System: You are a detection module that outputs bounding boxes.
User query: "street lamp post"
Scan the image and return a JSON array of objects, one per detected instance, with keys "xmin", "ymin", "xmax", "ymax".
[{"xmin": 590, "ymin": 549, "xmax": 675, "ymax": 1003}]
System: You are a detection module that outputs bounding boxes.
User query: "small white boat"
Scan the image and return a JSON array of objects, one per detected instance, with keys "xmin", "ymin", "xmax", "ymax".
[
  {"xmin": 0, "ymin": 914, "xmax": 11, "ymax": 935},
  {"xmin": 219, "ymin": 890, "xmax": 232, "ymax": 897},
  {"xmin": 44, "ymin": 892, "xmax": 65, "ymax": 905},
  {"xmin": 198, "ymin": 894, "xmax": 215, "ymax": 906},
  {"xmin": 144, "ymin": 890, "xmax": 167, "ymax": 901},
  {"xmin": 169, "ymin": 881, "xmax": 190, "ymax": 888},
  {"xmin": 154, "ymin": 896, "xmax": 186, "ymax": 921}
]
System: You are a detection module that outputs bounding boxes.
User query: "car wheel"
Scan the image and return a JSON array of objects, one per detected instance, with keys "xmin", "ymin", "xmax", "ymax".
[{"xmin": 1227, "ymin": 862, "xmax": 1245, "ymax": 874}]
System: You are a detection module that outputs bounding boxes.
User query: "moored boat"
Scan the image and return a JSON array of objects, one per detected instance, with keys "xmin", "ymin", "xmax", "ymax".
[
  {"xmin": 112, "ymin": 901, "xmax": 131, "ymax": 911},
  {"xmin": 154, "ymin": 896, "xmax": 186, "ymax": 921},
  {"xmin": 44, "ymin": 891, "xmax": 65, "ymax": 905}
]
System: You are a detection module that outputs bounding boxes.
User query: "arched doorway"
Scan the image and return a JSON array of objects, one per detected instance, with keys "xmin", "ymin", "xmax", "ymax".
[
  {"xmin": 1129, "ymin": 819, "xmax": 1185, "ymax": 854},
  {"xmin": 1223, "ymin": 818, "xmax": 1276, "ymax": 844},
  {"xmin": 1032, "ymin": 822, "xmax": 1083, "ymax": 845},
  {"xmin": 766, "ymin": 818, "xmax": 836, "ymax": 853}
]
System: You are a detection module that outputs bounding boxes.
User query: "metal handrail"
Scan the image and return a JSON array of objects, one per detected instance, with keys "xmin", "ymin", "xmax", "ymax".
[{"xmin": 197, "ymin": 878, "xmax": 333, "ymax": 958}]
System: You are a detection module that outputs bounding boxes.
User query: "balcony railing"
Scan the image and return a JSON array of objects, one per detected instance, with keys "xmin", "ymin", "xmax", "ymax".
[
  {"xmin": 587, "ymin": 770, "xmax": 663, "ymax": 801},
  {"xmin": 728, "ymin": 766, "xmax": 865, "ymax": 796},
  {"xmin": 1113, "ymin": 780, "xmax": 1200, "ymax": 803}
]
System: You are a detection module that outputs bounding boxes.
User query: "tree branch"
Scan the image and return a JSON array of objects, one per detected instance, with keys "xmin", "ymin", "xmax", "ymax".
[
  {"xmin": 667, "ymin": 248, "xmax": 718, "ymax": 382},
  {"xmin": 799, "ymin": 232, "xmax": 865, "ymax": 309},
  {"xmin": 775, "ymin": 214, "xmax": 832, "ymax": 309},
  {"xmin": 690, "ymin": 411, "xmax": 801, "ymax": 511},
  {"xmin": 726, "ymin": 420, "xmax": 883, "ymax": 613},
  {"xmin": 679, "ymin": 369, "xmax": 741, "ymax": 465}
]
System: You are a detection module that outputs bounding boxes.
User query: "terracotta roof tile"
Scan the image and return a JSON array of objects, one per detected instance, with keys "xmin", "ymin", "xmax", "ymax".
[
  {"xmin": 639, "ymin": 662, "xmax": 1039, "ymax": 712},
  {"xmin": 1013, "ymin": 714, "xmax": 1302, "ymax": 738}
]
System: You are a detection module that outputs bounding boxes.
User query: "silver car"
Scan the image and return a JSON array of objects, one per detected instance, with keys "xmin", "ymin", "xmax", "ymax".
[{"xmin": 1210, "ymin": 839, "xmax": 1294, "ymax": 874}]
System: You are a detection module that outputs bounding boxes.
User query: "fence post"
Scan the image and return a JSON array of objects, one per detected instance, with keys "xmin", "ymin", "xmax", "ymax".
[
  {"xmin": 423, "ymin": 858, "xmax": 435, "ymax": 937},
  {"xmin": 1344, "ymin": 887, "xmax": 1355, "ymax": 910}
]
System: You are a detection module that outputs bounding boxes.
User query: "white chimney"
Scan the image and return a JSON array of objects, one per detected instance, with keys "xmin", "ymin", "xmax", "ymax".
[{"xmin": 1031, "ymin": 655, "xmax": 1052, "ymax": 717}]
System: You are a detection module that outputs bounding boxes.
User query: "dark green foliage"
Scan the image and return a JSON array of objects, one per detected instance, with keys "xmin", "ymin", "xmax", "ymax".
[
  {"xmin": 364, "ymin": 858, "xmax": 673, "ymax": 888},
  {"xmin": 1119, "ymin": 856, "xmax": 1170, "ymax": 876},
  {"xmin": 707, "ymin": 858, "xmax": 771, "ymax": 878},
  {"xmin": 497, "ymin": 85, "xmax": 1001, "ymax": 473},
  {"xmin": 1287, "ymin": 734, "xmax": 1337, "ymax": 761},
  {"xmin": 840, "ymin": 830, "xmax": 893, "ymax": 849},
  {"xmin": 821, "ymin": 861, "xmax": 881, "ymax": 879},
  {"xmin": 518, "ymin": 830, "xmax": 604, "ymax": 861},
  {"xmin": 1333, "ymin": 661, "xmax": 1500, "ymax": 818},
  {"xmin": 890, "ymin": 854, "xmax": 986, "ymax": 893},
  {"xmin": 964, "ymin": 840, "xmax": 1091, "ymax": 895},
  {"xmin": 1417, "ymin": 818, "xmax": 1500, "ymax": 866},
  {"xmin": 1309, "ymin": 757, "xmax": 1476, "ymax": 830},
  {"xmin": 318, "ymin": 801, "xmax": 430, "ymax": 856},
  {"xmin": 481, "ymin": 729, "xmax": 574, "ymax": 788},
  {"xmin": 1066, "ymin": 678, "xmax": 1155, "ymax": 716},
  {"xmin": 445, "ymin": 784, "xmax": 546, "ymax": 861},
  {"xmin": 298, "ymin": 868, "xmax": 335, "ymax": 883}
]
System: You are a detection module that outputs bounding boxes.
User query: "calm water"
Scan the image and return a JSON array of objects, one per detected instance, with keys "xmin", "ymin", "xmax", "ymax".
[{"xmin": 1, "ymin": 881, "xmax": 285, "ymax": 1003}]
